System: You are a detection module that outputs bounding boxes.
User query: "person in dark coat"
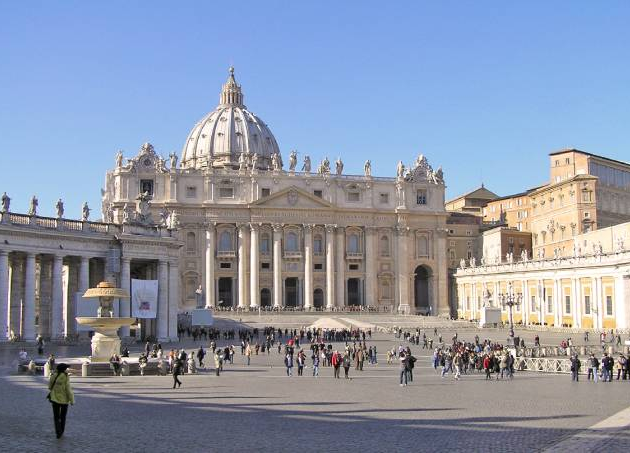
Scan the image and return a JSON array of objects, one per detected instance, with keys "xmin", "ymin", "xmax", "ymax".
[{"xmin": 172, "ymin": 358, "xmax": 183, "ymax": 388}]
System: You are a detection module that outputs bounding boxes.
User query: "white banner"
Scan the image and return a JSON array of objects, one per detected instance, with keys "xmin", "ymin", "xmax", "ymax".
[{"xmin": 131, "ymin": 279, "xmax": 158, "ymax": 319}]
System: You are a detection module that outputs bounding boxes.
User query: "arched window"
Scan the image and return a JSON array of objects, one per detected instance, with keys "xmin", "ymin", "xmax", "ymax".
[
  {"xmin": 260, "ymin": 233, "xmax": 270, "ymax": 254},
  {"xmin": 417, "ymin": 236, "xmax": 428, "ymax": 257},
  {"xmin": 348, "ymin": 233, "xmax": 360, "ymax": 253},
  {"xmin": 313, "ymin": 234, "xmax": 323, "ymax": 254},
  {"xmin": 286, "ymin": 231, "xmax": 299, "ymax": 251},
  {"xmin": 218, "ymin": 230, "xmax": 232, "ymax": 251},
  {"xmin": 379, "ymin": 235, "xmax": 389, "ymax": 256},
  {"xmin": 186, "ymin": 232, "xmax": 196, "ymax": 253}
]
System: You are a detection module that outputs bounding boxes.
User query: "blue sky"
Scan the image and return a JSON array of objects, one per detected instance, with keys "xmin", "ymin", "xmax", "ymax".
[{"xmin": 1, "ymin": 1, "xmax": 629, "ymax": 217}]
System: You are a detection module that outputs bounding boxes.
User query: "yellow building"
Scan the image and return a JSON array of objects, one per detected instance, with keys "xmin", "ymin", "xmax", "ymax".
[{"xmin": 446, "ymin": 185, "xmax": 498, "ymax": 216}]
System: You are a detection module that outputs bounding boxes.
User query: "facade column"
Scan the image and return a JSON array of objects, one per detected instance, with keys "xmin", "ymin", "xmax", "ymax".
[
  {"xmin": 521, "ymin": 280, "xmax": 528, "ymax": 325},
  {"xmin": 51, "ymin": 254, "xmax": 64, "ymax": 339},
  {"xmin": 23, "ymin": 253, "xmax": 36, "ymax": 341},
  {"xmin": 120, "ymin": 257, "xmax": 131, "ymax": 337},
  {"xmin": 9, "ymin": 256, "xmax": 24, "ymax": 338},
  {"xmin": 0, "ymin": 250, "xmax": 8, "ymax": 340},
  {"xmin": 303, "ymin": 224, "xmax": 313, "ymax": 310},
  {"xmin": 396, "ymin": 227, "xmax": 410, "ymax": 313},
  {"xmin": 250, "ymin": 223, "xmax": 260, "ymax": 308},
  {"xmin": 594, "ymin": 276, "xmax": 603, "ymax": 330},
  {"xmin": 325, "ymin": 225, "xmax": 335, "ymax": 309},
  {"xmin": 364, "ymin": 227, "xmax": 376, "ymax": 308},
  {"xmin": 572, "ymin": 277, "xmax": 581, "ymax": 328},
  {"xmin": 237, "ymin": 223, "xmax": 249, "ymax": 308},
  {"xmin": 205, "ymin": 225, "xmax": 216, "ymax": 308},
  {"xmin": 335, "ymin": 226, "xmax": 345, "ymax": 308},
  {"xmin": 168, "ymin": 260, "xmax": 179, "ymax": 341},
  {"xmin": 614, "ymin": 275, "xmax": 628, "ymax": 329},
  {"xmin": 272, "ymin": 224, "xmax": 282, "ymax": 308},
  {"xmin": 157, "ymin": 260, "xmax": 169, "ymax": 340}
]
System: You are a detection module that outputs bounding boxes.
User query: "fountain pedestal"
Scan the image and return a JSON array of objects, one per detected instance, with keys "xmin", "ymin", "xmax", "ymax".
[{"xmin": 76, "ymin": 317, "xmax": 136, "ymax": 362}]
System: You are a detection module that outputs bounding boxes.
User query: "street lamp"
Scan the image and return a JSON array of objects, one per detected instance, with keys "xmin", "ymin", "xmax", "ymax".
[{"xmin": 498, "ymin": 282, "xmax": 523, "ymax": 347}]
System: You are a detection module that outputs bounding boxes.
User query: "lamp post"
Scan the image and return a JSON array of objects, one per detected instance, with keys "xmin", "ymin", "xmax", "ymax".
[{"xmin": 498, "ymin": 282, "xmax": 522, "ymax": 347}]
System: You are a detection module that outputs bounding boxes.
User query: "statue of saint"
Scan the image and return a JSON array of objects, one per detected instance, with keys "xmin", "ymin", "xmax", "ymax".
[
  {"xmin": 322, "ymin": 157, "xmax": 330, "ymax": 174},
  {"xmin": 288, "ymin": 150, "xmax": 297, "ymax": 171},
  {"xmin": 55, "ymin": 199, "xmax": 64, "ymax": 219},
  {"xmin": 335, "ymin": 157, "xmax": 344, "ymax": 175},
  {"xmin": 302, "ymin": 155, "xmax": 311, "ymax": 173},
  {"xmin": 470, "ymin": 257, "xmax": 476, "ymax": 267},
  {"xmin": 433, "ymin": 166, "xmax": 444, "ymax": 184},
  {"xmin": 122, "ymin": 203, "xmax": 131, "ymax": 224},
  {"xmin": 28, "ymin": 195, "xmax": 38, "ymax": 216},
  {"xmin": 82, "ymin": 202, "xmax": 90, "ymax": 221},
  {"xmin": 239, "ymin": 152, "xmax": 247, "ymax": 171},
  {"xmin": 271, "ymin": 152, "xmax": 281, "ymax": 171},
  {"xmin": 459, "ymin": 258, "xmax": 466, "ymax": 269},
  {"xmin": 520, "ymin": 249, "xmax": 528, "ymax": 262},
  {"xmin": 364, "ymin": 160, "xmax": 371, "ymax": 177},
  {"xmin": 1, "ymin": 192, "xmax": 10, "ymax": 213},
  {"xmin": 159, "ymin": 207, "xmax": 169, "ymax": 226},
  {"xmin": 116, "ymin": 151, "xmax": 122, "ymax": 168},
  {"xmin": 251, "ymin": 153, "xmax": 258, "ymax": 170},
  {"xmin": 195, "ymin": 285, "xmax": 204, "ymax": 309},
  {"xmin": 396, "ymin": 161, "xmax": 405, "ymax": 178},
  {"xmin": 169, "ymin": 152, "xmax": 178, "ymax": 170}
]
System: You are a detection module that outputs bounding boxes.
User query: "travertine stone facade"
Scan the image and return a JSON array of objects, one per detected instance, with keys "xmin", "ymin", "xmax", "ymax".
[{"xmin": 102, "ymin": 69, "xmax": 450, "ymax": 315}]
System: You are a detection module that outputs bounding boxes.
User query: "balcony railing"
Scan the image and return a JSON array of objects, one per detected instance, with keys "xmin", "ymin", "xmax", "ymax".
[
  {"xmin": 283, "ymin": 250, "xmax": 302, "ymax": 259},
  {"xmin": 346, "ymin": 252, "xmax": 364, "ymax": 260},
  {"xmin": 217, "ymin": 250, "xmax": 236, "ymax": 258}
]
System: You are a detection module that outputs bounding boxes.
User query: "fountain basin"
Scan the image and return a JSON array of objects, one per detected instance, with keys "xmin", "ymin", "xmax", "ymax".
[{"xmin": 76, "ymin": 317, "xmax": 136, "ymax": 362}]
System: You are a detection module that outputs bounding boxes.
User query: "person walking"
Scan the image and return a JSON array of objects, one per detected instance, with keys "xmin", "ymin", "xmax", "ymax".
[
  {"xmin": 399, "ymin": 352, "xmax": 408, "ymax": 386},
  {"xmin": 48, "ymin": 363, "xmax": 74, "ymax": 439},
  {"xmin": 312, "ymin": 351, "xmax": 320, "ymax": 377},
  {"xmin": 332, "ymin": 350, "xmax": 342, "ymax": 379},
  {"xmin": 214, "ymin": 351, "xmax": 221, "ymax": 376},
  {"xmin": 483, "ymin": 354, "xmax": 492, "ymax": 380},
  {"xmin": 197, "ymin": 346, "xmax": 206, "ymax": 368},
  {"xmin": 587, "ymin": 354, "xmax": 599, "ymax": 382},
  {"xmin": 284, "ymin": 352, "xmax": 293, "ymax": 377},
  {"xmin": 297, "ymin": 350, "xmax": 305, "ymax": 376},
  {"xmin": 343, "ymin": 352, "xmax": 351, "ymax": 379},
  {"xmin": 138, "ymin": 353, "xmax": 148, "ymax": 376},
  {"xmin": 570, "ymin": 354, "xmax": 581, "ymax": 381},
  {"xmin": 245, "ymin": 343, "xmax": 252, "ymax": 366},
  {"xmin": 172, "ymin": 358, "xmax": 183, "ymax": 388}
]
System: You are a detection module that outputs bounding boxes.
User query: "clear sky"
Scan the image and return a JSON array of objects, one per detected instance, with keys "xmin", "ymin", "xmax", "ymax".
[{"xmin": 1, "ymin": 1, "xmax": 629, "ymax": 218}]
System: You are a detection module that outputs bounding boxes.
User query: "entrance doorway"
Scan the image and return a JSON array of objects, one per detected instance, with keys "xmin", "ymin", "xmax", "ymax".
[
  {"xmin": 260, "ymin": 288, "xmax": 271, "ymax": 308},
  {"xmin": 218, "ymin": 277, "xmax": 233, "ymax": 308},
  {"xmin": 414, "ymin": 266, "xmax": 430, "ymax": 314},
  {"xmin": 313, "ymin": 288, "xmax": 324, "ymax": 309},
  {"xmin": 285, "ymin": 278, "xmax": 298, "ymax": 307},
  {"xmin": 347, "ymin": 278, "xmax": 361, "ymax": 306}
]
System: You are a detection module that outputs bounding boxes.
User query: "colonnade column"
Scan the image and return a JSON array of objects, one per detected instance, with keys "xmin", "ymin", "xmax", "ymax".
[
  {"xmin": 571, "ymin": 277, "xmax": 580, "ymax": 328},
  {"xmin": 23, "ymin": 253, "xmax": 36, "ymax": 341},
  {"xmin": 594, "ymin": 276, "xmax": 603, "ymax": 330},
  {"xmin": 168, "ymin": 260, "xmax": 179, "ymax": 341},
  {"xmin": 364, "ymin": 227, "xmax": 376, "ymax": 308},
  {"xmin": 0, "ymin": 251, "xmax": 8, "ymax": 340},
  {"xmin": 272, "ymin": 224, "xmax": 282, "ymax": 308},
  {"xmin": 250, "ymin": 223, "xmax": 259, "ymax": 308},
  {"xmin": 325, "ymin": 225, "xmax": 335, "ymax": 309},
  {"xmin": 521, "ymin": 280, "xmax": 529, "ymax": 325},
  {"xmin": 335, "ymin": 227, "xmax": 345, "ymax": 308},
  {"xmin": 157, "ymin": 260, "xmax": 169, "ymax": 340},
  {"xmin": 237, "ymin": 224, "xmax": 249, "ymax": 308},
  {"xmin": 303, "ymin": 224, "xmax": 313, "ymax": 309},
  {"xmin": 205, "ymin": 225, "xmax": 216, "ymax": 308},
  {"xmin": 120, "ymin": 257, "xmax": 131, "ymax": 337},
  {"xmin": 51, "ymin": 254, "xmax": 64, "ymax": 339}
]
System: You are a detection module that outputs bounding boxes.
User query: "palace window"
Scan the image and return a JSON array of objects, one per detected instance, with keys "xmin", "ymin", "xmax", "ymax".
[
  {"xmin": 140, "ymin": 179, "xmax": 154, "ymax": 196},
  {"xmin": 285, "ymin": 231, "xmax": 299, "ymax": 251},
  {"xmin": 606, "ymin": 296, "xmax": 613, "ymax": 316},
  {"xmin": 314, "ymin": 263, "xmax": 323, "ymax": 271},
  {"xmin": 565, "ymin": 295, "xmax": 571, "ymax": 314},
  {"xmin": 547, "ymin": 295, "xmax": 553, "ymax": 313},
  {"xmin": 416, "ymin": 189, "xmax": 427, "ymax": 205},
  {"xmin": 261, "ymin": 188, "xmax": 271, "ymax": 197},
  {"xmin": 313, "ymin": 234, "xmax": 323, "ymax": 254},
  {"xmin": 347, "ymin": 233, "xmax": 360, "ymax": 254},
  {"xmin": 186, "ymin": 186, "xmax": 197, "ymax": 198},
  {"xmin": 260, "ymin": 233, "xmax": 270, "ymax": 254},
  {"xmin": 186, "ymin": 232, "xmax": 196, "ymax": 253},
  {"xmin": 379, "ymin": 235, "xmax": 390, "ymax": 257},
  {"xmin": 261, "ymin": 262, "xmax": 270, "ymax": 270},
  {"xmin": 584, "ymin": 295, "xmax": 591, "ymax": 315},
  {"xmin": 313, "ymin": 190, "xmax": 323, "ymax": 198},
  {"xmin": 219, "ymin": 187, "xmax": 234, "ymax": 198},
  {"xmin": 380, "ymin": 193, "xmax": 389, "ymax": 204},
  {"xmin": 531, "ymin": 295, "xmax": 536, "ymax": 312},
  {"xmin": 347, "ymin": 191, "xmax": 360, "ymax": 202},
  {"xmin": 582, "ymin": 190, "xmax": 593, "ymax": 202}
]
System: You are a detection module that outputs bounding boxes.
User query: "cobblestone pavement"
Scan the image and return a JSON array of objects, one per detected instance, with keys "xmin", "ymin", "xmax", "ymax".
[{"xmin": 2, "ymin": 331, "xmax": 629, "ymax": 452}]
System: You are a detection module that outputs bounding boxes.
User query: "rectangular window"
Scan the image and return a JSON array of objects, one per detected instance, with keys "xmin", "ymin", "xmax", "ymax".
[
  {"xmin": 219, "ymin": 262, "xmax": 231, "ymax": 269},
  {"xmin": 379, "ymin": 193, "xmax": 389, "ymax": 204},
  {"xmin": 261, "ymin": 188, "xmax": 271, "ymax": 197},
  {"xmin": 140, "ymin": 179, "xmax": 154, "ymax": 196},
  {"xmin": 531, "ymin": 295, "xmax": 536, "ymax": 312},
  {"xmin": 185, "ymin": 186, "xmax": 197, "ymax": 198},
  {"xmin": 416, "ymin": 189, "xmax": 427, "ymax": 205},
  {"xmin": 219, "ymin": 187, "xmax": 234, "ymax": 198},
  {"xmin": 547, "ymin": 295, "xmax": 553, "ymax": 313},
  {"xmin": 314, "ymin": 263, "xmax": 323, "ymax": 271},
  {"xmin": 313, "ymin": 190, "xmax": 323, "ymax": 198},
  {"xmin": 261, "ymin": 262, "xmax": 270, "ymax": 270},
  {"xmin": 565, "ymin": 295, "xmax": 571, "ymax": 314},
  {"xmin": 349, "ymin": 264, "xmax": 359, "ymax": 271},
  {"xmin": 449, "ymin": 250, "xmax": 455, "ymax": 259},
  {"xmin": 584, "ymin": 295, "xmax": 591, "ymax": 315},
  {"xmin": 347, "ymin": 192, "xmax": 360, "ymax": 202},
  {"xmin": 606, "ymin": 295, "xmax": 613, "ymax": 316}
]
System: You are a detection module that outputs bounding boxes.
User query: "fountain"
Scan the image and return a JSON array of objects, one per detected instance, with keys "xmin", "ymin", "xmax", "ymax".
[{"xmin": 76, "ymin": 281, "xmax": 135, "ymax": 362}]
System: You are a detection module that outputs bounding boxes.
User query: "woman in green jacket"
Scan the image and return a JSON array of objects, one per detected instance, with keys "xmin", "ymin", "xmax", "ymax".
[{"xmin": 48, "ymin": 363, "xmax": 74, "ymax": 438}]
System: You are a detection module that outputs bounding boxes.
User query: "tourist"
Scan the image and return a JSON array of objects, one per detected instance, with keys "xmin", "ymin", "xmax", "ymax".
[
  {"xmin": 570, "ymin": 354, "xmax": 580, "ymax": 381},
  {"xmin": 406, "ymin": 349, "xmax": 416, "ymax": 382},
  {"xmin": 46, "ymin": 354, "xmax": 56, "ymax": 377},
  {"xmin": 332, "ymin": 350, "xmax": 342, "ymax": 378},
  {"xmin": 109, "ymin": 353, "xmax": 122, "ymax": 376},
  {"xmin": 342, "ymin": 352, "xmax": 351, "ymax": 379},
  {"xmin": 197, "ymin": 346, "xmax": 206, "ymax": 368},
  {"xmin": 297, "ymin": 350, "xmax": 305, "ymax": 376},
  {"xmin": 399, "ymin": 351, "xmax": 408, "ymax": 386},
  {"xmin": 441, "ymin": 351, "xmax": 453, "ymax": 378},
  {"xmin": 214, "ymin": 350, "xmax": 222, "ymax": 376},
  {"xmin": 36, "ymin": 335, "xmax": 45, "ymax": 356},
  {"xmin": 483, "ymin": 354, "xmax": 492, "ymax": 380},
  {"xmin": 47, "ymin": 363, "xmax": 74, "ymax": 439},
  {"xmin": 187, "ymin": 353, "xmax": 196, "ymax": 374},
  {"xmin": 602, "ymin": 353, "xmax": 614, "ymax": 382},
  {"xmin": 172, "ymin": 357, "xmax": 183, "ymax": 388},
  {"xmin": 312, "ymin": 351, "xmax": 320, "ymax": 377},
  {"xmin": 245, "ymin": 343, "xmax": 252, "ymax": 366},
  {"xmin": 284, "ymin": 352, "xmax": 293, "ymax": 376},
  {"xmin": 587, "ymin": 354, "xmax": 599, "ymax": 382},
  {"xmin": 138, "ymin": 353, "xmax": 148, "ymax": 376}
]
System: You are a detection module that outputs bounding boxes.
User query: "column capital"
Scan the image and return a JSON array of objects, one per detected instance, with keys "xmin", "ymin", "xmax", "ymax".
[
  {"xmin": 121, "ymin": 256, "xmax": 131, "ymax": 264},
  {"xmin": 249, "ymin": 222, "xmax": 261, "ymax": 232},
  {"xmin": 204, "ymin": 221, "xmax": 216, "ymax": 231},
  {"xmin": 325, "ymin": 224, "xmax": 337, "ymax": 233},
  {"xmin": 303, "ymin": 223, "xmax": 314, "ymax": 232},
  {"xmin": 236, "ymin": 222, "xmax": 250, "ymax": 230},
  {"xmin": 395, "ymin": 225, "xmax": 409, "ymax": 236},
  {"xmin": 272, "ymin": 223, "xmax": 284, "ymax": 233}
]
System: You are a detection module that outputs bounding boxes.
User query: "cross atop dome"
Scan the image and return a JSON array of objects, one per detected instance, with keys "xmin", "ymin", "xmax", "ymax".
[{"xmin": 220, "ymin": 66, "xmax": 245, "ymax": 108}]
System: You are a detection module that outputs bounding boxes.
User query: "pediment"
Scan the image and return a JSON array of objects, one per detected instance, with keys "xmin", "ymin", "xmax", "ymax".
[{"xmin": 251, "ymin": 186, "xmax": 333, "ymax": 209}]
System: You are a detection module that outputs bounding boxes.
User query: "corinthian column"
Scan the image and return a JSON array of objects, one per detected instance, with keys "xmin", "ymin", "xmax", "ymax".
[
  {"xmin": 0, "ymin": 250, "xmax": 9, "ymax": 341},
  {"xmin": 237, "ymin": 224, "xmax": 249, "ymax": 308},
  {"xmin": 364, "ymin": 227, "xmax": 376, "ymax": 307},
  {"xmin": 273, "ymin": 224, "xmax": 282, "ymax": 308},
  {"xmin": 303, "ymin": 224, "xmax": 313, "ymax": 309},
  {"xmin": 250, "ymin": 223, "xmax": 260, "ymax": 308},
  {"xmin": 335, "ymin": 226, "xmax": 345, "ymax": 308},
  {"xmin": 23, "ymin": 253, "xmax": 36, "ymax": 341},
  {"xmin": 325, "ymin": 225, "xmax": 335, "ymax": 309},
  {"xmin": 205, "ymin": 225, "xmax": 216, "ymax": 308}
]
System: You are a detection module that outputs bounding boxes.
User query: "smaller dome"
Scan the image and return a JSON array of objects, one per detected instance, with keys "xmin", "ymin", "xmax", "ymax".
[{"xmin": 181, "ymin": 68, "xmax": 280, "ymax": 170}]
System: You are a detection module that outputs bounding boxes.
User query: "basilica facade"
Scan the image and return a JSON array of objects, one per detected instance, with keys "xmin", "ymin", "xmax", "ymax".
[{"xmin": 102, "ymin": 68, "xmax": 450, "ymax": 315}]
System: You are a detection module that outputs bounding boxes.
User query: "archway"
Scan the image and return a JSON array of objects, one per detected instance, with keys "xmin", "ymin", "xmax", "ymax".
[
  {"xmin": 218, "ymin": 277, "xmax": 233, "ymax": 308},
  {"xmin": 260, "ymin": 288, "xmax": 271, "ymax": 308},
  {"xmin": 414, "ymin": 266, "xmax": 431, "ymax": 314},
  {"xmin": 285, "ymin": 278, "xmax": 298, "ymax": 307},
  {"xmin": 313, "ymin": 288, "xmax": 324, "ymax": 309}
]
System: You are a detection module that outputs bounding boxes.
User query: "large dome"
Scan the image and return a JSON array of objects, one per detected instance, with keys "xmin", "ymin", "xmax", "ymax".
[{"xmin": 180, "ymin": 67, "xmax": 280, "ymax": 170}]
